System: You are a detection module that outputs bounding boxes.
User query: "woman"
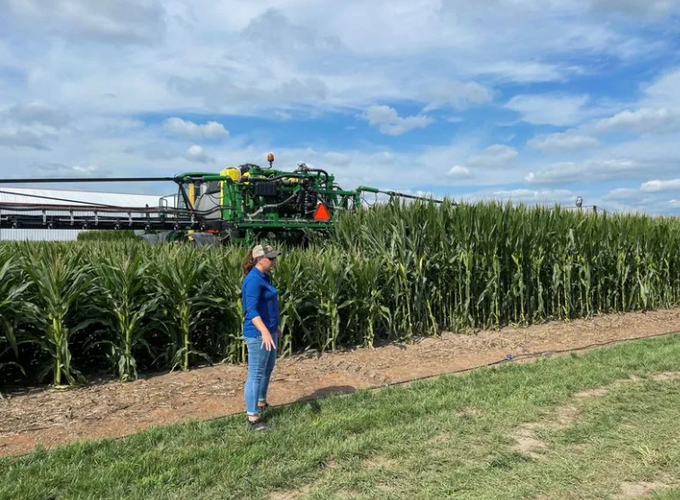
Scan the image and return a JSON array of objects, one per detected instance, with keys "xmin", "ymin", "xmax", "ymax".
[{"xmin": 241, "ymin": 243, "xmax": 281, "ymax": 430}]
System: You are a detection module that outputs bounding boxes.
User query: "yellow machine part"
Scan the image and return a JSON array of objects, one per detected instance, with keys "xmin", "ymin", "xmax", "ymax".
[
  {"xmin": 186, "ymin": 182, "xmax": 197, "ymax": 239},
  {"xmin": 221, "ymin": 167, "xmax": 241, "ymax": 182},
  {"xmin": 187, "ymin": 183, "xmax": 195, "ymax": 208},
  {"xmin": 219, "ymin": 167, "xmax": 242, "ymax": 206}
]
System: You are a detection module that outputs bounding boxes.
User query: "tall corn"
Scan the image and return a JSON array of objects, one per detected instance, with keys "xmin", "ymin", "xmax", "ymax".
[{"xmin": 3, "ymin": 199, "xmax": 680, "ymax": 387}]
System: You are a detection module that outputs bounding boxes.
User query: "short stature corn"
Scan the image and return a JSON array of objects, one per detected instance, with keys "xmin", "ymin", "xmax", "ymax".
[{"xmin": 2, "ymin": 199, "xmax": 680, "ymax": 386}]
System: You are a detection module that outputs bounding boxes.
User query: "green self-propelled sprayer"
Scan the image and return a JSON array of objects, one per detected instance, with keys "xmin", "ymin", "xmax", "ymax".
[{"xmin": 0, "ymin": 153, "xmax": 446, "ymax": 245}]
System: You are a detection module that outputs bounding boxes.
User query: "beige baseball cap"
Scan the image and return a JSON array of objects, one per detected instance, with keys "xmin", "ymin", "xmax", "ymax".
[{"xmin": 252, "ymin": 244, "xmax": 280, "ymax": 259}]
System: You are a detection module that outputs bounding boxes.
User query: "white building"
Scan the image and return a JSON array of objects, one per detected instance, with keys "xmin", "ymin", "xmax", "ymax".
[{"xmin": 0, "ymin": 187, "xmax": 174, "ymax": 241}]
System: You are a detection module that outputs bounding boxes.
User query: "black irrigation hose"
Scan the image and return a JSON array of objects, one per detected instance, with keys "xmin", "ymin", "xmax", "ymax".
[
  {"xmin": 247, "ymin": 328, "xmax": 680, "ymax": 406},
  {"xmin": 382, "ymin": 328, "xmax": 680, "ymax": 390}
]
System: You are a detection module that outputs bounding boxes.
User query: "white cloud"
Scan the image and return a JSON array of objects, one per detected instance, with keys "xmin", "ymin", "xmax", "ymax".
[
  {"xmin": 594, "ymin": 108, "xmax": 679, "ymax": 133},
  {"xmin": 602, "ymin": 185, "xmax": 680, "ymax": 214},
  {"xmin": 528, "ymin": 132, "xmax": 600, "ymax": 151},
  {"xmin": 33, "ymin": 163, "xmax": 101, "ymax": 178},
  {"xmin": 640, "ymin": 179, "xmax": 680, "ymax": 193},
  {"xmin": 447, "ymin": 165, "xmax": 471, "ymax": 178},
  {"xmin": 540, "ymin": 17, "xmax": 662, "ymax": 60},
  {"xmin": 327, "ymin": 0, "xmax": 662, "ymax": 65},
  {"xmin": 364, "ymin": 105, "xmax": 434, "ymax": 135},
  {"xmin": 2, "ymin": 0, "xmax": 168, "ymax": 45},
  {"xmin": 492, "ymin": 189, "xmax": 576, "ymax": 204},
  {"xmin": 184, "ymin": 145, "xmax": 214, "ymax": 163},
  {"xmin": 0, "ymin": 0, "xmax": 670, "ymax": 121},
  {"xmin": 163, "ymin": 117, "xmax": 229, "ymax": 139},
  {"xmin": 526, "ymin": 159, "xmax": 642, "ymax": 185},
  {"xmin": 70, "ymin": 165, "xmax": 98, "ymax": 175},
  {"xmin": 645, "ymin": 67, "xmax": 680, "ymax": 108},
  {"xmin": 323, "ymin": 152, "xmax": 351, "ymax": 166},
  {"xmin": 604, "ymin": 188, "xmax": 640, "ymax": 202},
  {"xmin": 506, "ymin": 93, "xmax": 591, "ymax": 126},
  {"xmin": 0, "ymin": 102, "xmax": 70, "ymax": 150},
  {"xmin": 477, "ymin": 61, "xmax": 575, "ymax": 83},
  {"xmin": 170, "ymin": 74, "xmax": 330, "ymax": 114},
  {"xmin": 586, "ymin": 67, "xmax": 680, "ymax": 137},
  {"xmin": 419, "ymin": 80, "xmax": 493, "ymax": 111},
  {"xmin": 241, "ymin": 8, "xmax": 345, "ymax": 54},
  {"xmin": 460, "ymin": 184, "xmax": 668, "ymax": 216},
  {"xmin": 273, "ymin": 111, "xmax": 293, "ymax": 121},
  {"xmin": 586, "ymin": 0, "xmax": 680, "ymax": 19},
  {"xmin": 7, "ymin": 2, "xmax": 679, "ymax": 114},
  {"xmin": 460, "ymin": 187, "xmax": 579, "ymax": 207},
  {"xmin": 5, "ymin": 102, "xmax": 71, "ymax": 128},
  {"xmin": 468, "ymin": 144, "xmax": 518, "ymax": 167},
  {"xmin": 368, "ymin": 151, "xmax": 395, "ymax": 164},
  {"xmin": 600, "ymin": 188, "xmax": 656, "ymax": 212},
  {"xmin": 0, "ymin": 127, "xmax": 56, "ymax": 150}
]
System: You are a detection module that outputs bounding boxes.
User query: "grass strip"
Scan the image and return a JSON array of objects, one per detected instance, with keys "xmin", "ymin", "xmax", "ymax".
[{"xmin": 2, "ymin": 333, "xmax": 680, "ymax": 499}]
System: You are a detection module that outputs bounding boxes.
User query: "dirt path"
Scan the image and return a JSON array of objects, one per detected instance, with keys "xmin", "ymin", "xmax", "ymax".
[{"xmin": 3, "ymin": 308, "xmax": 680, "ymax": 458}]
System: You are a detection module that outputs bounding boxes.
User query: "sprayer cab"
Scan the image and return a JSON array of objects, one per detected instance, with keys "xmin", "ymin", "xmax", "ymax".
[{"xmin": 166, "ymin": 154, "xmax": 365, "ymax": 243}]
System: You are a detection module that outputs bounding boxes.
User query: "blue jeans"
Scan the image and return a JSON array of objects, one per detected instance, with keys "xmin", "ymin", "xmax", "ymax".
[{"xmin": 244, "ymin": 333, "xmax": 277, "ymax": 417}]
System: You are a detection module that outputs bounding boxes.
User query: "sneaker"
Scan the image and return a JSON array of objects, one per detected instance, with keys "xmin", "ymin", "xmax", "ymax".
[{"xmin": 247, "ymin": 419, "xmax": 273, "ymax": 431}]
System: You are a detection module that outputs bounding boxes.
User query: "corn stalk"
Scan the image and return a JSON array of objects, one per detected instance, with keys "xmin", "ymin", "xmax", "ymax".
[
  {"xmin": 153, "ymin": 247, "xmax": 223, "ymax": 371},
  {"xmin": 24, "ymin": 247, "xmax": 93, "ymax": 386},
  {"xmin": 89, "ymin": 250, "xmax": 161, "ymax": 381},
  {"xmin": 0, "ymin": 256, "xmax": 33, "ymax": 382}
]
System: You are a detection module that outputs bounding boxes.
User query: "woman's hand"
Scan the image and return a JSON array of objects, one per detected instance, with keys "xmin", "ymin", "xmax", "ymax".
[
  {"xmin": 252, "ymin": 316, "xmax": 277, "ymax": 351},
  {"xmin": 261, "ymin": 331, "xmax": 277, "ymax": 351}
]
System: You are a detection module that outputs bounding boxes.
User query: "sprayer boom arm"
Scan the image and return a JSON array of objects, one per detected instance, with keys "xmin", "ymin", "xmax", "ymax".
[{"xmin": 357, "ymin": 186, "xmax": 446, "ymax": 204}]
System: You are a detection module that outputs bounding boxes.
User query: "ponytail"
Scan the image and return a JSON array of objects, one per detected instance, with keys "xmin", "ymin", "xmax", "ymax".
[{"xmin": 242, "ymin": 249, "xmax": 256, "ymax": 276}]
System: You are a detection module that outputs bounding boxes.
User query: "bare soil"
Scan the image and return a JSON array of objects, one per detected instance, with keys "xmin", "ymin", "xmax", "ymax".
[
  {"xmin": 3, "ymin": 308, "xmax": 680, "ymax": 458},
  {"xmin": 614, "ymin": 480, "xmax": 671, "ymax": 499}
]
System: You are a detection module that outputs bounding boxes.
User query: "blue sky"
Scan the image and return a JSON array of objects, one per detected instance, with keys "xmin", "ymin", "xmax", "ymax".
[{"xmin": 1, "ymin": 0, "xmax": 680, "ymax": 213}]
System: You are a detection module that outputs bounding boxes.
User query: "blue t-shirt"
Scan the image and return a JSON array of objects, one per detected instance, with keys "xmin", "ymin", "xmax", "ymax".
[{"xmin": 242, "ymin": 267, "xmax": 279, "ymax": 338}]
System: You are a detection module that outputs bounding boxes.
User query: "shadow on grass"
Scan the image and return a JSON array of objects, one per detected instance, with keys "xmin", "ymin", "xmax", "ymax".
[{"xmin": 266, "ymin": 385, "xmax": 357, "ymax": 418}]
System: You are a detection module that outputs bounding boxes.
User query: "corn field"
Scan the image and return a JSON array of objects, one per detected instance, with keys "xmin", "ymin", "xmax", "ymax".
[{"xmin": 3, "ymin": 199, "xmax": 680, "ymax": 387}]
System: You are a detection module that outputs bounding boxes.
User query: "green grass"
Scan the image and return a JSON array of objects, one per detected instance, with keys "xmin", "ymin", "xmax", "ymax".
[{"xmin": 3, "ymin": 334, "xmax": 680, "ymax": 500}]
